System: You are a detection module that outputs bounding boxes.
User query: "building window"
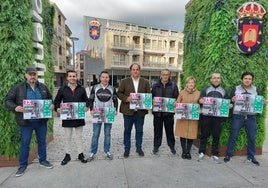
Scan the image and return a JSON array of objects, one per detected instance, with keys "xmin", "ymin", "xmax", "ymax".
[
  {"xmin": 114, "ymin": 35, "xmax": 119, "ymax": 45},
  {"xmin": 178, "ymin": 42, "xmax": 183, "ymax": 49},
  {"xmin": 132, "ymin": 55, "xmax": 139, "ymax": 62},
  {"xmin": 152, "ymin": 40, "xmax": 157, "ymax": 50},
  {"xmin": 120, "ymin": 36, "xmax": 126, "ymax": 46},
  {"xmin": 170, "ymin": 40, "xmax": 176, "ymax": 48},
  {"xmin": 58, "ymin": 15, "xmax": 61, "ymax": 25},
  {"xmin": 59, "ymin": 46, "xmax": 62, "ymax": 55},
  {"xmin": 169, "ymin": 57, "xmax": 175, "ymax": 64},
  {"xmin": 80, "ymin": 55, "xmax": 84, "ymax": 61},
  {"xmin": 158, "ymin": 40, "xmax": 162, "ymax": 50},
  {"xmin": 144, "ymin": 38, "xmax": 150, "ymax": 49}
]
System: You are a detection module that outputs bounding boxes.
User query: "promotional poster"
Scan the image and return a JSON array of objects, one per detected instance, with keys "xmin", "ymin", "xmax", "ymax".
[
  {"xmin": 175, "ymin": 103, "xmax": 200, "ymax": 120},
  {"xmin": 60, "ymin": 102, "xmax": 86, "ymax": 120},
  {"xmin": 233, "ymin": 94, "xmax": 263, "ymax": 114},
  {"xmin": 152, "ymin": 97, "xmax": 176, "ymax": 113},
  {"xmin": 202, "ymin": 97, "xmax": 230, "ymax": 117},
  {"xmin": 23, "ymin": 99, "xmax": 52, "ymax": 119},
  {"xmin": 129, "ymin": 93, "xmax": 152, "ymax": 110},
  {"xmin": 92, "ymin": 107, "xmax": 115, "ymax": 123}
]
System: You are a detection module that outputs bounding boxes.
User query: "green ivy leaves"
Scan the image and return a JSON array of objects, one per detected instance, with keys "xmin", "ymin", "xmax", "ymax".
[
  {"xmin": 0, "ymin": 0, "xmax": 54, "ymax": 157},
  {"xmin": 184, "ymin": 0, "xmax": 268, "ymax": 150}
]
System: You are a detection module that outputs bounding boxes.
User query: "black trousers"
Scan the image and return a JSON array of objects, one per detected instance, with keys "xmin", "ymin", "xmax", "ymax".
[
  {"xmin": 153, "ymin": 114, "xmax": 175, "ymax": 148},
  {"xmin": 199, "ymin": 115, "xmax": 223, "ymax": 156}
]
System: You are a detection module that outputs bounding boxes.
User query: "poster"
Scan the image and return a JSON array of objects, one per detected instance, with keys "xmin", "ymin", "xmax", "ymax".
[
  {"xmin": 233, "ymin": 94, "xmax": 263, "ymax": 114},
  {"xmin": 92, "ymin": 107, "xmax": 115, "ymax": 123},
  {"xmin": 175, "ymin": 103, "xmax": 200, "ymax": 120},
  {"xmin": 23, "ymin": 99, "xmax": 52, "ymax": 119},
  {"xmin": 202, "ymin": 97, "xmax": 230, "ymax": 117},
  {"xmin": 129, "ymin": 93, "xmax": 152, "ymax": 109},
  {"xmin": 60, "ymin": 102, "xmax": 86, "ymax": 120},
  {"xmin": 152, "ymin": 97, "xmax": 176, "ymax": 113}
]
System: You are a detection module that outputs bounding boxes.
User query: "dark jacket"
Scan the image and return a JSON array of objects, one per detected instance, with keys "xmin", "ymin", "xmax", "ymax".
[
  {"xmin": 54, "ymin": 82, "xmax": 89, "ymax": 127},
  {"xmin": 5, "ymin": 81, "xmax": 52, "ymax": 126},
  {"xmin": 117, "ymin": 77, "xmax": 151, "ymax": 116},
  {"xmin": 151, "ymin": 79, "xmax": 179, "ymax": 117}
]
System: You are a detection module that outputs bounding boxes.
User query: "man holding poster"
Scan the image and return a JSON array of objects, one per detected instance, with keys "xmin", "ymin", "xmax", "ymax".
[
  {"xmin": 224, "ymin": 72, "xmax": 262, "ymax": 166},
  {"xmin": 151, "ymin": 69, "xmax": 179, "ymax": 155},
  {"xmin": 54, "ymin": 70, "xmax": 89, "ymax": 165},
  {"xmin": 117, "ymin": 63, "xmax": 151, "ymax": 158},
  {"xmin": 198, "ymin": 73, "xmax": 229, "ymax": 163},
  {"xmin": 5, "ymin": 66, "xmax": 54, "ymax": 177},
  {"xmin": 87, "ymin": 71, "xmax": 118, "ymax": 161}
]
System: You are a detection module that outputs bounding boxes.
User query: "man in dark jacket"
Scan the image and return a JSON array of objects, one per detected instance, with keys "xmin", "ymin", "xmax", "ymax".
[
  {"xmin": 151, "ymin": 69, "xmax": 179, "ymax": 154},
  {"xmin": 5, "ymin": 66, "xmax": 54, "ymax": 177},
  {"xmin": 54, "ymin": 70, "xmax": 89, "ymax": 165}
]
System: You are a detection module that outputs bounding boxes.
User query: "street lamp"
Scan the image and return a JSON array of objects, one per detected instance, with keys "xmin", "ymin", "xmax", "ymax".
[{"xmin": 70, "ymin": 37, "xmax": 79, "ymax": 70}]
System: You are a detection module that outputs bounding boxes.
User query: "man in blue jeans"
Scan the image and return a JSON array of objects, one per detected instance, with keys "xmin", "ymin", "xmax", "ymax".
[
  {"xmin": 224, "ymin": 72, "xmax": 261, "ymax": 166},
  {"xmin": 117, "ymin": 63, "xmax": 151, "ymax": 158},
  {"xmin": 87, "ymin": 71, "xmax": 118, "ymax": 161},
  {"xmin": 5, "ymin": 66, "xmax": 54, "ymax": 177}
]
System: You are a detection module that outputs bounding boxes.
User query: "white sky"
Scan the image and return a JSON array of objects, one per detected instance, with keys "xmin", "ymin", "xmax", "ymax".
[{"xmin": 50, "ymin": 0, "xmax": 190, "ymax": 51}]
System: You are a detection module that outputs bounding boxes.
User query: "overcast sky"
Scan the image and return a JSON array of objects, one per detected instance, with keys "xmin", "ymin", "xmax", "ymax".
[{"xmin": 50, "ymin": 0, "xmax": 190, "ymax": 51}]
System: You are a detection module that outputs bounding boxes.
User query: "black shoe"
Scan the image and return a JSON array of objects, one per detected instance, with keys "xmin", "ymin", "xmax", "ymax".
[
  {"xmin": 61, "ymin": 153, "xmax": 71, "ymax": 165},
  {"xmin": 248, "ymin": 157, "xmax": 260, "ymax": 166},
  {"xmin": 152, "ymin": 147, "xmax": 159, "ymax": 154},
  {"xmin": 15, "ymin": 166, "xmax": 27, "ymax": 177},
  {"xmin": 181, "ymin": 152, "xmax": 187, "ymax": 159},
  {"xmin": 186, "ymin": 153, "xmax": 192, "ymax": 160},
  {"xmin": 136, "ymin": 149, "xmax": 145, "ymax": 156},
  {"xmin": 124, "ymin": 150, "xmax": 130, "ymax": 158},
  {"xmin": 224, "ymin": 155, "xmax": 231, "ymax": 163},
  {"xmin": 78, "ymin": 153, "xmax": 87, "ymax": 163},
  {"xmin": 170, "ymin": 147, "xmax": 176, "ymax": 155}
]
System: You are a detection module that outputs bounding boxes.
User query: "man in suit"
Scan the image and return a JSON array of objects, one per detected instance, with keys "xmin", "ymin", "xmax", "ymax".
[{"xmin": 117, "ymin": 63, "xmax": 151, "ymax": 158}]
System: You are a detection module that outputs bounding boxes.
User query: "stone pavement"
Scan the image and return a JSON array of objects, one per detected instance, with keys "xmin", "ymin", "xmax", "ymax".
[{"xmin": 1, "ymin": 105, "xmax": 268, "ymax": 188}]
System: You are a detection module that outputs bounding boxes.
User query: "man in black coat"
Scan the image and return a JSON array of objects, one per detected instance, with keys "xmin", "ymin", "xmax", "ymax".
[
  {"xmin": 151, "ymin": 69, "xmax": 179, "ymax": 154},
  {"xmin": 54, "ymin": 70, "xmax": 89, "ymax": 165}
]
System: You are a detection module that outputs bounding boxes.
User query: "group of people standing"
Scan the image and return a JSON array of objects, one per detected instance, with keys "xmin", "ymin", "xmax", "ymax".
[{"xmin": 5, "ymin": 64, "xmax": 261, "ymax": 178}]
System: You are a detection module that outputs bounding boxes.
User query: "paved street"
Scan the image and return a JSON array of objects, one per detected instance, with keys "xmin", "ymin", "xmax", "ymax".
[{"xmin": 1, "ymin": 99, "xmax": 268, "ymax": 188}]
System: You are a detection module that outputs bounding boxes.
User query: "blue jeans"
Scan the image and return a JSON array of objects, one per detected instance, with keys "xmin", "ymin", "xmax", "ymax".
[
  {"xmin": 91, "ymin": 123, "xmax": 112, "ymax": 154},
  {"xmin": 123, "ymin": 112, "xmax": 144, "ymax": 151},
  {"xmin": 226, "ymin": 114, "xmax": 257, "ymax": 159},
  {"xmin": 19, "ymin": 121, "xmax": 47, "ymax": 167}
]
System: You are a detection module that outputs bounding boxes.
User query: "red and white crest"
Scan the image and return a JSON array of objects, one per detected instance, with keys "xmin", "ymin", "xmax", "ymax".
[
  {"xmin": 236, "ymin": 1, "xmax": 266, "ymax": 54},
  {"xmin": 89, "ymin": 20, "xmax": 101, "ymax": 40}
]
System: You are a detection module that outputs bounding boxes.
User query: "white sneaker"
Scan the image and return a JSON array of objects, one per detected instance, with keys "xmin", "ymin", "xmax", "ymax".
[
  {"xmin": 87, "ymin": 153, "xmax": 95, "ymax": 162},
  {"xmin": 198, "ymin": 152, "xmax": 204, "ymax": 161},
  {"xmin": 211, "ymin": 155, "xmax": 221, "ymax": 164},
  {"xmin": 106, "ymin": 152, "xmax": 113, "ymax": 160}
]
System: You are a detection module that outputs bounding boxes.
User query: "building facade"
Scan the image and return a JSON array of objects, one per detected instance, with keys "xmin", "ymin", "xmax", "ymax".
[
  {"xmin": 51, "ymin": 3, "xmax": 73, "ymax": 87},
  {"xmin": 81, "ymin": 16, "xmax": 183, "ymax": 88}
]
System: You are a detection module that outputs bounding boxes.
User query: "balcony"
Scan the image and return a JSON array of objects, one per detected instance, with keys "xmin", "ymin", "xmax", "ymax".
[
  {"xmin": 111, "ymin": 43, "xmax": 130, "ymax": 51},
  {"xmin": 143, "ymin": 46, "xmax": 166, "ymax": 55},
  {"xmin": 111, "ymin": 60, "xmax": 129, "ymax": 68},
  {"xmin": 142, "ymin": 61, "xmax": 167, "ymax": 68}
]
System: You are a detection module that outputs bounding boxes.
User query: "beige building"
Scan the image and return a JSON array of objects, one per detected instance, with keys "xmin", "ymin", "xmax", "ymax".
[
  {"xmin": 51, "ymin": 2, "xmax": 73, "ymax": 87},
  {"xmin": 80, "ymin": 16, "xmax": 183, "ymax": 88}
]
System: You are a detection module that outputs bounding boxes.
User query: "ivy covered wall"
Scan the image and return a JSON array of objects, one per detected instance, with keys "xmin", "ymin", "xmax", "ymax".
[
  {"xmin": 183, "ymin": 0, "xmax": 267, "ymax": 149},
  {"xmin": 0, "ymin": 0, "xmax": 55, "ymax": 156}
]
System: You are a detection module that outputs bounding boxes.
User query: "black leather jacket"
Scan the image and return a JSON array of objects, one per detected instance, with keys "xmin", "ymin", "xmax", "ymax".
[
  {"xmin": 5, "ymin": 81, "xmax": 52, "ymax": 126},
  {"xmin": 151, "ymin": 79, "xmax": 179, "ymax": 117}
]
